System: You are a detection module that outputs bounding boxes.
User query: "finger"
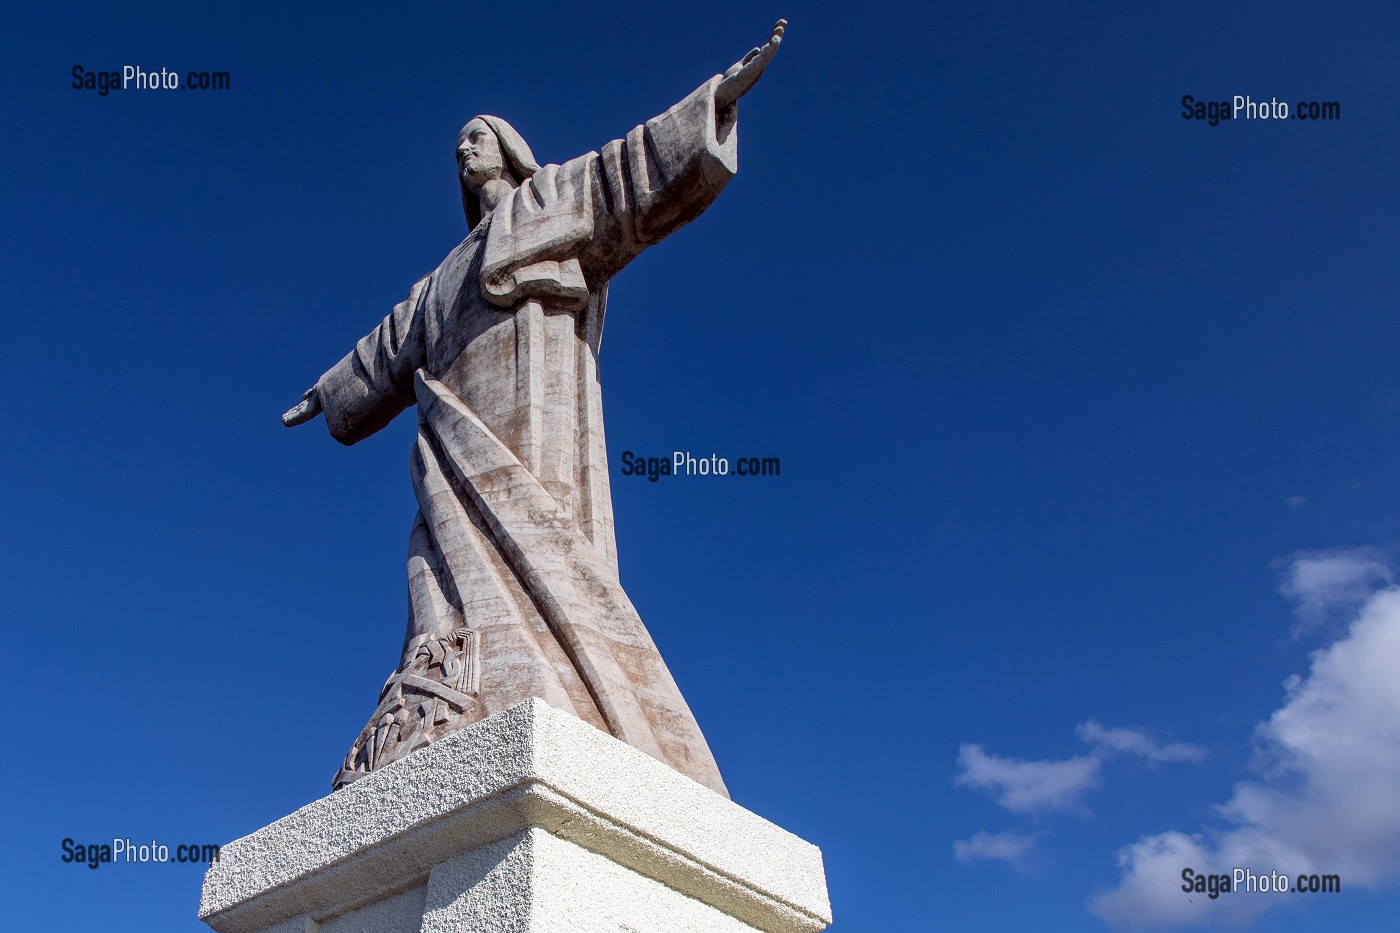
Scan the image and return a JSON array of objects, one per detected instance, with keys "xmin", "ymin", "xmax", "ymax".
[
  {"xmin": 741, "ymin": 46, "xmax": 762, "ymax": 65},
  {"xmin": 771, "ymin": 19, "xmax": 786, "ymax": 41}
]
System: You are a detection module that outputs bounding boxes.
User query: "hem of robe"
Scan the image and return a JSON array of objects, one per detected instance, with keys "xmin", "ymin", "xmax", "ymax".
[{"xmin": 414, "ymin": 370, "xmax": 728, "ymax": 799}]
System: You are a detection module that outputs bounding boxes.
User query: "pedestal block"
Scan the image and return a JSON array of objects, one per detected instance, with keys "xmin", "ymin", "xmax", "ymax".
[{"xmin": 200, "ymin": 699, "xmax": 831, "ymax": 933}]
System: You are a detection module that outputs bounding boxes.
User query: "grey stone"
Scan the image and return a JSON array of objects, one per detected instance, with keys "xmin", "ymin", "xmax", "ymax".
[
  {"xmin": 199, "ymin": 698, "xmax": 831, "ymax": 933},
  {"xmin": 281, "ymin": 22, "xmax": 787, "ymax": 795}
]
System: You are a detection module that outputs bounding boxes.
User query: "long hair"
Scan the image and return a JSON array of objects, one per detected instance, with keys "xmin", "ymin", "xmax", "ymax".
[{"xmin": 457, "ymin": 115, "xmax": 542, "ymax": 231}]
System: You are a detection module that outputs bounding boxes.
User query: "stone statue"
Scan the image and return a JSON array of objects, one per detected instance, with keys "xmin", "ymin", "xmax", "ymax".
[{"xmin": 282, "ymin": 21, "xmax": 786, "ymax": 796}]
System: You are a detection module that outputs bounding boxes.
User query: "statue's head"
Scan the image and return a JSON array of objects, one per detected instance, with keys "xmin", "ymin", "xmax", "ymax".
[{"xmin": 457, "ymin": 115, "xmax": 542, "ymax": 230}]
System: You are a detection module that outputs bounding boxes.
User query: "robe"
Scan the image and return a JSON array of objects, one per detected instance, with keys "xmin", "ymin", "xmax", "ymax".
[{"xmin": 315, "ymin": 77, "xmax": 737, "ymax": 796}]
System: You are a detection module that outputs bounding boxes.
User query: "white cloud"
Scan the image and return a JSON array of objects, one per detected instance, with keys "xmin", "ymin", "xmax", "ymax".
[
  {"xmin": 953, "ymin": 830, "xmax": 1042, "ymax": 872},
  {"xmin": 1278, "ymin": 547, "xmax": 1391, "ymax": 633},
  {"xmin": 1089, "ymin": 583, "xmax": 1400, "ymax": 930},
  {"xmin": 1089, "ymin": 829, "xmax": 1300, "ymax": 930},
  {"xmin": 953, "ymin": 724, "xmax": 1203, "ymax": 821},
  {"xmin": 1077, "ymin": 721, "xmax": 1206, "ymax": 764},
  {"xmin": 954, "ymin": 744, "xmax": 1100, "ymax": 814}
]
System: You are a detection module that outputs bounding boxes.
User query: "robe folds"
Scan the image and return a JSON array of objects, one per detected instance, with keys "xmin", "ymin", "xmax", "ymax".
[{"xmin": 316, "ymin": 77, "xmax": 737, "ymax": 795}]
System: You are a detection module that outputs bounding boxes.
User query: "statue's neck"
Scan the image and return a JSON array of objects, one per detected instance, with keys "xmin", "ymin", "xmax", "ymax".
[{"xmin": 477, "ymin": 179, "xmax": 514, "ymax": 215}]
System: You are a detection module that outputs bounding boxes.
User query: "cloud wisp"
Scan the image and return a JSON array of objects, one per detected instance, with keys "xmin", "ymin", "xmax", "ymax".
[
  {"xmin": 1089, "ymin": 556, "xmax": 1400, "ymax": 930},
  {"xmin": 1077, "ymin": 721, "xmax": 1207, "ymax": 764},
  {"xmin": 953, "ymin": 830, "xmax": 1043, "ymax": 873},
  {"xmin": 1277, "ymin": 546, "xmax": 1392, "ymax": 635},
  {"xmin": 954, "ymin": 745, "xmax": 1101, "ymax": 815},
  {"xmin": 954, "ymin": 722, "xmax": 1204, "ymax": 817}
]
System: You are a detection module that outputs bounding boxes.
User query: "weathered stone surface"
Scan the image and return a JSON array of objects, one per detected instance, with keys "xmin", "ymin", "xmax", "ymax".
[
  {"xmin": 199, "ymin": 698, "xmax": 831, "ymax": 933},
  {"xmin": 281, "ymin": 21, "xmax": 786, "ymax": 796}
]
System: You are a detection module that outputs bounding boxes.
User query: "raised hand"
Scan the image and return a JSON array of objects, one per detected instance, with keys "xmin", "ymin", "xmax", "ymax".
[
  {"xmin": 282, "ymin": 387, "xmax": 323, "ymax": 427},
  {"xmin": 715, "ymin": 19, "xmax": 786, "ymax": 110}
]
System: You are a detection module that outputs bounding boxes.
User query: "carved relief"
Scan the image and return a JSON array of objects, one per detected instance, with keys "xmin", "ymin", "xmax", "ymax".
[{"xmin": 335, "ymin": 628, "xmax": 480, "ymax": 787}]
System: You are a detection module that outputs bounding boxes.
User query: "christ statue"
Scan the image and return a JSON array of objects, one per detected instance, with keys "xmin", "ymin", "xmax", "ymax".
[{"xmin": 282, "ymin": 21, "xmax": 786, "ymax": 796}]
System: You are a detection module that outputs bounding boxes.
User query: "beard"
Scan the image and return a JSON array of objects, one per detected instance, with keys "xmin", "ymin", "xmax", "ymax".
[{"xmin": 461, "ymin": 158, "xmax": 505, "ymax": 190}]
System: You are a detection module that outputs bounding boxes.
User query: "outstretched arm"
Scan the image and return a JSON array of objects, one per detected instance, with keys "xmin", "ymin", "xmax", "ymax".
[
  {"xmin": 282, "ymin": 387, "xmax": 321, "ymax": 427},
  {"xmin": 564, "ymin": 18, "xmax": 789, "ymax": 287},
  {"xmin": 715, "ymin": 19, "xmax": 786, "ymax": 110},
  {"xmin": 279, "ymin": 275, "xmax": 431, "ymax": 444}
]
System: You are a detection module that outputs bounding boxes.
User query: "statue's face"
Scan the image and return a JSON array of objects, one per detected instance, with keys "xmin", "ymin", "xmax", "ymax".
[{"xmin": 457, "ymin": 119, "xmax": 506, "ymax": 191}]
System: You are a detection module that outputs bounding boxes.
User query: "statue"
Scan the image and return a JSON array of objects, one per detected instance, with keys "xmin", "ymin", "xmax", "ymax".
[{"xmin": 282, "ymin": 22, "xmax": 786, "ymax": 796}]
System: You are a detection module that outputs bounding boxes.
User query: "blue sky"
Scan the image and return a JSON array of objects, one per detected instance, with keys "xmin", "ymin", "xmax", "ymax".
[{"xmin": 4, "ymin": 1, "xmax": 1400, "ymax": 930}]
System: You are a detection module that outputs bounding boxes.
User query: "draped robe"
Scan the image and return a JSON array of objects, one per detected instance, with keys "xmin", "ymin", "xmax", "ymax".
[{"xmin": 315, "ymin": 77, "xmax": 737, "ymax": 796}]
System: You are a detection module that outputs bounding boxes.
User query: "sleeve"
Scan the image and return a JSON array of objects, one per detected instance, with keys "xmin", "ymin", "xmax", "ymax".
[
  {"xmin": 476, "ymin": 76, "xmax": 740, "ymax": 310},
  {"xmin": 580, "ymin": 74, "xmax": 739, "ymax": 284},
  {"xmin": 314, "ymin": 275, "xmax": 431, "ymax": 446}
]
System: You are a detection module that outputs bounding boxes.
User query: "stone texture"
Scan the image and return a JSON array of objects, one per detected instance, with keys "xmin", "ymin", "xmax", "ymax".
[
  {"xmin": 200, "ymin": 699, "xmax": 830, "ymax": 933},
  {"xmin": 420, "ymin": 828, "xmax": 764, "ymax": 932},
  {"xmin": 322, "ymin": 886, "xmax": 426, "ymax": 933},
  {"xmin": 281, "ymin": 24, "xmax": 785, "ymax": 796}
]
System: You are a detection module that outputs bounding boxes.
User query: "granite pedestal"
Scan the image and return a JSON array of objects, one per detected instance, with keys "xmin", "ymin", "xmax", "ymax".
[{"xmin": 200, "ymin": 699, "xmax": 831, "ymax": 933}]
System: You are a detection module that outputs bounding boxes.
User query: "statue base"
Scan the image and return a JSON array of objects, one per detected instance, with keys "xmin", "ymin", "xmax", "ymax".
[{"xmin": 199, "ymin": 699, "xmax": 831, "ymax": 933}]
